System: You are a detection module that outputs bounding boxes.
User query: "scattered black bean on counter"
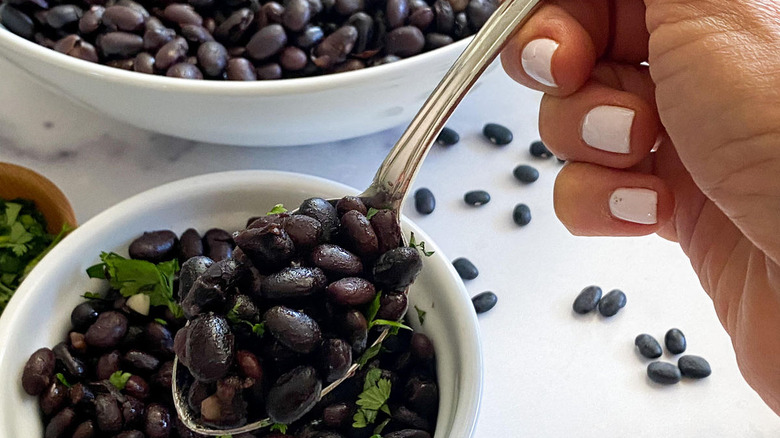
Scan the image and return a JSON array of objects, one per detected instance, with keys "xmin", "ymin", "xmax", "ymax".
[
  {"xmin": 435, "ymin": 127, "xmax": 459, "ymax": 146},
  {"xmin": 512, "ymin": 164, "xmax": 539, "ymax": 183},
  {"xmin": 529, "ymin": 140, "xmax": 553, "ymax": 158},
  {"xmin": 665, "ymin": 328, "xmax": 687, "ymax": 354},
  {"xmin": 414, "ymin": 188, "xmax": 436, "ymax": 215},
  {"xmin": 572, "ymin": 285, "xmax": 602, "ymax": 314},
  {"xmin": 482, "ymin": 123, "xmax": 512, "ymax": 145},
  {"xmin": 678, "ymin": 355, "xmax": 711, "ymax": 379},
  {"xmin": 598, "ymin": 289, "xmax": 626, "ymax": 317},
  {"xmin": 647, "ymin": 361, "xmax": 682, "ymax": 385},
  {"xmin": 452, "ymin": 257, "xmax": 478, "ymax": 280},
  {"xmin": 471, "ymin": 291, "xmax": 497, "ymax": 314},
  {"xmin": 463, "ymin": 190, "xmax": 490, "ymax": 206},
  {"xmin": 512, "ymin": 203, "xmax": 531, "ymax": 226},
  {"xmin": 634, "ymin": 334, "xmax": 663, "ymax": 359}
]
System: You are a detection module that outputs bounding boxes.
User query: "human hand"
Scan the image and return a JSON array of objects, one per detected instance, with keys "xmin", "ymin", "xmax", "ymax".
[{"xmin": 501, "ymin": 0, "xmax": 780, "ymax": 412}]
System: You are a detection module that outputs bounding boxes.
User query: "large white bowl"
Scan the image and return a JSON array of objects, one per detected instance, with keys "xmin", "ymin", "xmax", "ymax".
[
  {"xmin": 0, "ymin": 170, "xmax": 483, "ymax": 437},
  {"xmin": 0, "ymin": 16, "xmax": 473, "ymax": 146}
]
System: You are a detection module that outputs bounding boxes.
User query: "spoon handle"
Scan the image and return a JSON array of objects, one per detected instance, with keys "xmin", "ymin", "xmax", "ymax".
[{"xmin": 363, "ymin": 0, "xmax": 543, "ymax": 209}]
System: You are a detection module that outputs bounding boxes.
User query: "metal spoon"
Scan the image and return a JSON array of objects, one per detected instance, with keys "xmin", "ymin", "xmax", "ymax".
[{"xmin": 173, "ymin": 0, "xmax": 543, "ymax": 433}]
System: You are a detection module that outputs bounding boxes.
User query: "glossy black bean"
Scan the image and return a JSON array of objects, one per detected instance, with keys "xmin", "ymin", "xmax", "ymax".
[
  {"xmin": 572, "ymin": 285, "xmax": 602, "ymax": 314},
  {"xmin": 95, "ymin": 393, "xmax": 123, "ymax": 432},
  {"xmin": 196, "ymin": 41, "xmax": 228, "ymax": 77},
  {"xmin": 143, "ymin": 19, "xmax": 175, "ymax": 51},
  {"xmin": 167, "ymin": 62, "xmax": 203, "ymax": 78},
  {"xmin": 124, "ymin": 375, "xmax": 149, "ymax": 399},
  {"xmin": 180, "ymin": 24, "xmax": 213, "ymax": 44},
  {"xmin": 346, "ymin": 11, "xmax": 372, "ymax": 54},
  {"xmin": 386, "ymin": 25, "xmax": 424, "ymax": 57},
  {"xmin": 433, "ymin": 0, "xmax": 454, "ymax": 34},
  {"xmin": 466, "ymin": 0, "xmax": 496, "ymax": 30},
  {"xmin": 313, "ymin": 25, "xmax": 357, "ymax": 68},
  {"xmin": 463, "ymin": 190, "xmax": 490, "ymax": 206},
  {"xmin": 598, "ymin": 289, "xmax": 627, "ymax": 317},
  {"xmin": 280, "ymin": 45, "xmax": 308, "ymax": 71},
  {"xmin": 96, "ymin": 350, "xmax": 121, "ymax": 380},
  {"xmin": 247, "ymin": 23, "xmax": 287, "ymax": 60},
  {"xmin": 183, "ymin": 313, "xmax": 234, "ymax": 382},
  {"xmin": 341, "ymin": 210, "xmax": 379, "ymax": 257},
  {"xmin": 133, "ymin": 52, "xmax": 155, "ymax": 73},
  {"xmin": 152, "ymin": 360, "xmax": 173, "ymax": 390},
  {"xmin": 178, "ymin": 255, "xmax": 213, "ymax": 303},
  {"xmin": 373, "ymin": 246, "xmax": 423, "ymax": 291},
  {"xmin": 281, "ymin": 214, "xmax": 322, "ymax": 249},
  {"xmin": 107, "ymin": 58, "xmax": 135, "ymax": 70},
  {"xmin": 452, "ymin": 11, "xmax": 468, "ymax": 39},
  {"xmin": 97, "ymin": 31, "xmax": 144, "ymax": 57},
  {"xmin": 282, "ymin": 0, "xmax": 310, "ymax": 31},
  {"xmin": 163, "ymin": 3, "xmax": 202, "ymax": 26},
  {"xmin": 384, "ymin": 430, "xmax": 431, "ymax": 438},
  {"xmin": 214, "ymin": 8, "xmax": 253, "ymax": 43},
  {"xmin": 512, "ymin": 203, "xmax": 531, "ymax": 226},
  {"xmin": 410, "ymin": 332, "xmax": 435, "ymax": 363},
  {"xmin": 102, "ymin": 5, "xmax": 144, "ymax": 32},
  {"xmin": 513, "ymin": 164, "xmax": 539, "ymax": 183},
  {"xmin": 392, "ymin": 405, "xmax": 430, "ymax": 430},
  {"xmin": 435, "ymin": 126, "xmax": 458, "ymax": 146},
  {"xmin": 483, "ymin": 122, "xmax": 512, "ymax": 145},
  {"xmin": 471, "ymin": 291, "xmax": 497, "ymax": 314},
  {"xmin": 39, "ymin": 381, "xmax": 67, "ymax": 415},
  {"xmin": 339, "ymin": 309, "xmax": 368, "ymax": 353},
  {"xmin": 154, "ymin": 37, "xmax": 188, "ymax": 70},
  {"xmin": 311, "ymin": 244, "xmax": 363, "ymax": 277},
  {"xmin": 262, "ymin": 266, "xmax": 328, "ymax": 299},
  {"xmin": 236, "ymin": 350, "xmax": 263, "ymax": 380},
  {"xmin": 405, "ymin": 376, "xmax": 438, "ymax": 415},
  {"xmin": 376, "ymin": 291, "xmax": 408, "ymax": 320},
  {"xmin": 323, "ymin": 402, "xmax": 351, "ymax": 428},
  {"xmin": 72, "ymin": 420, "xmax": 96, "ymax": 438},
  {"xmin": 68, "ymin": 382, "xmax": 95, "ymax": 408},
  {"xmin": 0, "ymin": 5, "xmax": 35, "ymax": 39},
  {"xmin": 229, "ymin": 294, "xmax": 260, "ymax": 322},
  {"xmin": 53, "ymin": 342, "xmax": 86, "ymax": 378},
  {"xmin": 665, "ymin": 328, "xmax": 687, "ymax": 354},
  {"xmin": 327, "ymin": 277, "xmax": 376, "ymax": 306},
  {"xmin": 407, "ymin": 6, "xmax": 433, "ymax": 30},
  {"xmin": 234, "ymin": 223, "xmax": 295, "ymax": 271},
  {"xmin": 529, "ymin": 140, "xmax": 553, "ymax": 158},
  {"xmin": 129, "ymin": 230, "xmax": 179, "ymax": 263},
  {"xmin": 635, "ymin": 334, "xmax": 663, "ymax": 359},
  {"xmin": 226, "ymin": 57, "xmax": 257, "ymax": 80},
  {"xmin": 116, "ymin": 431, "xmax": 145, "ymax": 438},
  {"xmin": 144, "ymin": 403, "xmax": 171, "ymax": 438},
  {"xmin": 117, "ymin": 0, "xmax": 149, "ymax": 18},
  {"xmin": 334, "ymin": 0, "xmax": 362, "ymax": 15},
  {"xmin": 296, "ymin": 24, "xmax": 324, "ymax": 48},
  {"xmin": 319, "ymin": 338, "xmax": 352, "ymax": 383},
  {"xmin": 452, "ymin": 257, "xmax": 478, "ymax": 280},
  {"xmin": 123, "ymin": 350, "xmax": 160, "ymax": 373},
  {"xmin": 122, "ymin": 396, "xmax": 146, "ymax": 428},
  {"xmin": 266, "ymin": 366, "xmax": 322, "ymax": 424},
  {"xmin": 85, "ymin": 311, "xmax": 128, "ymax": 348},
  {"xmin": 647, "ymin": 361, "xmax": 681, "ymax": 385},
  {"xmin": 265, "ymin": 305, "xmax": 322, "ymax": 353},
  {"xmin": 386, "ymin": 0, "xmax": 408, "ymax": 28},
  {"xmin": 44, "ymin": 407, "xmax": 75, "ymax": 438},
  {"xmin": 371, "ymin": 54, "xmax": 401, "ymax": 65},
  {"xmin": 22, "ymin": 348, "xmax": 56, "ymax": 395},
  {"xmin": 370, "ymin": 209, "xmax": 402, "ymax": 253},
  {"xmin": 413, "ymin": 188, "xmax": 436, "ymax": 215},
  {"xmin": 46, "ymin": 5, "xmax": 82, "ymax": 29},
  {"xmin": 78, "ymin": 6, "xmax": 104, "ymax": 34},
  {"xmin": 678, "ymin": 355, "xmax": 711, "ymax": 379},
  {"xmin": 335, "ymin": 196, "xmax": 367, "ymax": 216}
]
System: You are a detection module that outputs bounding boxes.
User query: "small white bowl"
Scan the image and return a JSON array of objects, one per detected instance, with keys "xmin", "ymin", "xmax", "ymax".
[
  {"xmin": 0, "ymin": 170, "xmax": 483, "ymax": 437},
  {"xmin": 0, "ymin": 19, "xmax": 475, "ymax": 146}
]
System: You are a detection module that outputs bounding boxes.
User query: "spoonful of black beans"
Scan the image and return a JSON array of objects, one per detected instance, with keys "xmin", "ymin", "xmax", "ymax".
[{"xmin": 172, "ymin": 0, "xmax": 543, "ymax": 434}]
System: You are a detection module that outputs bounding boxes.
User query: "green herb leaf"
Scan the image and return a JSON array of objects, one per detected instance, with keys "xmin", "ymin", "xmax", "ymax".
[
  {"xmin": 227, "ymin": 303, "xmax": 265, "ymax": 337},
  {"xmin": 373, "ymin": 417, "xmax": 391, "ymax": 435},
  {"xmin": 408, "ymin": 232, "xmax": 434, "ymax": 257},
  {"xmin": 352, "ymin": 371, "xmax": 392, "ymax": 428},
  {"xmin": 270, "ymin": 423, "xmax": 288, "ymax": 434},
  {"xmin": 55, "ymin": 372, "xmax": 72, "ymax": 388},
  {"xmin": 87, "ymin": 252, "xmax": 183, "ymax": 318},
  {"xmin": 81, "ymin": 291, "xmax": 104, "ymax": 300},
  {"xmin": 368, "ymin": 319, "xmax": 412, "ymax": 332},
  {"xmin": 414, "ymin": 305, "xmax": 426, "ymax": 325},
  {"xmin": 216, "ymin": 435, "xmax": 232, "ymax": 438},
  {"xmin": 109, "ymin": 370, "xmax": 132, "ymax": 390},
  {"xmin": 366, "ymin": 291, "xmax": 382, "ymax": 324},
  {"xmin": 267, "ymin": 204, "xmax": 288, "ymax": 215},
  {"xmin": 365, "ymin": 208, "xmax": 380, "ymax": 220},
  {"xmin": 251, "ymin": 322, "xmax": 266, "ymax": 336},
  {"xmin": 154, "ymin": 318, "xmax": 168, "ymax": 325},
  {"xmin": 357, "ymin": 343, "xmax": 382, "ymax": 369}
]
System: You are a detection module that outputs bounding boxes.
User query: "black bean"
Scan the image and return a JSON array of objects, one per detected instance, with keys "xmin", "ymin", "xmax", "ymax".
[
  {"xmin": 298, "ymin": 197, "xmax": 340, "ymax": 240},
  {"xmin": 323, "ymin": 402, "xmax": 351, "ymax": 428},
  {"xmin": 410, "ymin": 332, "xmax": 435, "ymax": 363},
  {"xmin": 413, "ymin": 188, "xmax": 435, "ymax": 215},
  {"xmin": 465, "ymin": 0, "xmax": 495, "ymax": 30},
  {"xmin": 266, "ymin": 366, "xmax": 322, "ymax": 424},
  {"xmin": 117, "ymin": 0, "xmax": 149, "ymax": 18},
  {"xmin": 133, "ymin": 52, "xmax": 155, "ymax": 73},
  {"xmin": 452, "ymin": 11, "xmax": 468, "ymax": 39},
  {"xmin": 122, "ymin": 397, "xmax": 146, "ymax": 428},
  {"xmin": 264, "ymin": 305, "xmax": 322, "ymax": 353},
  {"xmin": 68, "ymin": 382, "xmax": 95, "ymax": 408},
  {"xmin": 181, "ymin": 24, "xmax": 213, "ymax": 44},
  {"xmin": 152, "ymin": 360, "xmax": 173, "ymax": 390},
  {"xmin": 72, "ymin": 420, "xmax": 96, "ymax": 438},
  {"xmin": 386, "ymin": 25, "xmax": 424, "ymax": 57},
  {"xmin": 471, "ymin": 291, "xmax": 497, "ymax": 314},
  {"xmin": 39, "ymin": 381, "xmax": 68, "ymax": 415},
  {"xmin": 386, "ymin": 0, "xmax": 409, "ymax": 28},
  {"xmin": 235, "ymin": 224, "xmax": 295, "ymax": 271},
  {"xmin": 123, "ymin": 350, "xmax": 161, "ymax": 373},
  {"xmin": 247, "ymin": 23, "xmax": 287, "ymax": 60},
  {"xmin": 483, "ymin": 123, "xmax": 513, "ymax": 145},
  {"xmin": 282, "ymin": 214, "xmax": 322, "ymax": 249},
  {"xmin": 392, "ymin": 405, "xmax": 430, "ymax": 430},
  {"xmin": 529, "ymin": 140, "xmax": 553, "ymax": 158},
  {"xmin": 346, "ymin": 11, "xmax": 373, "ymax": 54},
  {"xmin": 129, "ymin": 230, "xmax": 179, "ymax": 263},
  {"xmin": 85, "ymin": 311, "xmax": 128, "ymax": 348},
  {"xmin": 452, "ymin": 257, "xmax": 478, "ymax": 280},
  {"xmin": 572, "ymin": 285, "xmax": 602, "ymax": 314},
  {"xmin": 96, "ymin": 350, "xmax": 121, "ymax": 380},
  {"xmin": 144, "ymin": 403, "xmax": 171, "ymax": 438},
  {"xmin": 405, "ymin": 377, "xmax": 438, "ymax": 415},
  {"xmin": 214, "ymin": 8, "xmax": 253, "ymax": 43},
  {"xmin": 183, "ymin": 313, "xmax": 234, "ymax": 382},
  {"xmin": 71, "ymin": 301, "xmax": 101, "ymax": 330},
  {"xmin": 236, "ymin": 350, "xmax": 263, "ymax": 379},
  {"xmin": 335, "ymin": 196, "xmax": 367, "ymax": 216},
  {"xmin": 153, "ymin": 36, "xmax": 187, "ymax": 70},
  {"xmin": 340, "ymin": 210, "xmax": 379, "ymax": 257},
  {"xmin": 339, "ymin": 308, "xmax": 368, "ymax": 353},
  {"xmin": 334, "ymin": 0, "xmax": 362, "ymax": 15},
  {"xmin": 53, "ymin": 342, "xmax": 86, "ymax": 378},
  {"xmin": 46, "ymin": 5, "xmax": 82, "ymax": 29},
  {"xmin": 371, "ymin": 54, "xmax": 401, "ymax": 65},
  {"xmin": 311, "ymin": 244, "xmax": 363, "ymax": 277},
  {"xmin": 262, "ymin": 266, "xmax": 328, "ymax": 299},
  {"xmin": 408, "ymin": 6, "xmax": 434, "ymax": 30},
  {"xmin": 370, "ymin": 209, "xmax": 402, "ymax": 253},
  {"xmin": 143, "ymin": 19, "xmax": 175, "ymax": 51},
  {"xmin": 163, "ymin": 3, "xmax": 202, "ymax": 26},
  {"xmin": 377, "ymin": 291, "xmax": 408, "ymax": 320},
  {"xmin": 512, "ymin": 203, "xmax": 531, "ymax": 226},
  {"xmin": 0, "ymin": 5, "xmax": 35, "ymax": 39},
  {"xmin": 125, "ymin": 375, "xmax": 150, "ymax": 399},
  {"xmin": 282, "ymin": 0, "xmax": 310, "ymax": 31},
  {"xmin": 97, "ymin": 31, "xmax": 144, "ymax": 57},
  {"xmin": 116, "ymin": 432, "xmax": 145, "ymax": 438},
  {"xmin": 107, "ymin": 58, "xmax": 135, "ymax": 70},
  {"xmin": 647, "ymin": 361, "xmax": 681, "ymax": 385},
  {"xmin": 433, "ymin": 0, "xmax": 454, "ymax": 34},
  {"xmin": 226, "ymin": 57, "xmax": 257, "ymax": 80},
  {"xmin": 319, "ymin": 338, "xmax": 352, "ymax": 383},
  {"xmin": 279, "ymin": 46, "xmax": 308, "ymax": 71},
  {"xmin": 464, "ymin": 190, "xmax": 490, "ymax": 206},
  {"xmin": 678, "ymin": 355, "xmax": 711, "ymax": 379},
  {"xmin": 635, "ymin": 334, "xmax": 663, "ymax": 359},
  {"xmin": 178, "ymin": 255, "xmax": 214, "ymax": 302},
  {"xmin": 665, "ymin": 328, "xmax": 687, "ymax": 354},
  {"xmin": 178, "ymin": 228, "xmax": 204, "ymax": 260},
  {"xmin": 327, "ymin": 277, "xmax": 376, "ymax": 306},
  {"xmin": 513, "ymin": 164, "xmax": 539, "ymax": 183},
  {"xmin": 95, "ymin": 393, "xmax": 123, "ymax": 432},
  {"xmin": 102, "ymin": 5, "xmax": 144, "ymax": 32},
  {"xmin": 313, "ymin": 25, "xmax": 358, "ymax": 68},
  {"xmin": 373, "ymin": 246, "xmax": 423, "ymax": 291},
  {"xmin": 296, "ymin": 25, "xmax": 324, "ymax": 48},
  {"xmin": 167, "ymin": 62, "xmax": 203, "ymax": 79},
  {"xmin": 44, "ymin": 407, "xmax": 75, "ymax": 438},
  {"xmin": 435, "ymin": 126, "xmax": 459, "ymax": 146},
  {"xmin": 384, "ymin": 431, "xmax": 431, "ymax": 438},
  {"xmin": 598, "ymin": 289, "xmax": 626, "ymax": 317},
  {"xmin": 78, "ymin": 6, "xmax": 104, "ymax": 34}
]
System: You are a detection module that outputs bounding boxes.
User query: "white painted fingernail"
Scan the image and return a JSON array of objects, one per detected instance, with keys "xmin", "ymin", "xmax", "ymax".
[
  {"xmin": 582, "ymin": 106, "xmax": 635, "ymax": 154},
  {"xmin": 609, "ymin": 188, "xmax": 658, "ymax": 225},
  {"xmin": 521, "ymin": 38, "xmax": 559, "ymax": 87}
]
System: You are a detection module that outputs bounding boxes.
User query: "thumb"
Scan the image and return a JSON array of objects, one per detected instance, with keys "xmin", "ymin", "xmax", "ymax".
[{"xmin": 644, "ymin": 0, "xmax": 780, "ymax": 263}]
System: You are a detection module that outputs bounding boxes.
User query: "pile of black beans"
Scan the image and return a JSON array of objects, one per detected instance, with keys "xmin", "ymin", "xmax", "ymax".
[{"xmin": 0, "ymin": 0, "xmax": 497, "ymax": 79}]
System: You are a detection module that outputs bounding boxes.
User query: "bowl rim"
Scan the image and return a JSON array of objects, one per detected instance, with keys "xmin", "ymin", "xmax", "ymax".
[
  {"xmin": 0, "ymin": 169, "xmax": 483, "ymax": 437},
  {"xmin": 0, "ymin": 20, "xmax": 472, "ymax": 96}
]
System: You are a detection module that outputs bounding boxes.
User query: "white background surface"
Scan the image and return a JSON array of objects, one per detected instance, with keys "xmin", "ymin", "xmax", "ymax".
[{"xmin": 1, "ymin": 54, "xmax": 779, "ymax": 436}]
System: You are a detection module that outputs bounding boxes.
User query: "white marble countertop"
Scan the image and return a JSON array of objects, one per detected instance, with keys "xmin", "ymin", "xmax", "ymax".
[{"xmin": 2, "ymin": 54, "xmax": 779, "ymax": 437}]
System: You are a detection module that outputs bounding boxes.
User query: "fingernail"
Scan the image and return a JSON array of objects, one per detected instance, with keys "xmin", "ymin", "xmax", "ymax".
[
  {"xmin": 609, "ymin": 188, "xmax": 658, "ymax": 225},
  {"xmin": 582, "ymin": 106, "xmax": 635, "ymax": 154},
  {"xmin": 521, "ymin": 38, "xmax": 559, "ymax": 87}
]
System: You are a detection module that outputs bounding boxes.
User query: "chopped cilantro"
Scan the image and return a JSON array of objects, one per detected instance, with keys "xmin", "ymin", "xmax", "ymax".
[
  {"xmin": 226, "ymin": 303, "xmax": 265, "ymax": 336},
  {"xmin": 267, "ymin": 204, "xmax": 288, "ymax": 215},
  {"xmin": 415, "ymin": 305, "xmax": 426, "ymax": 325},
  {"xmin": 357, "ymin": 343, "xmax": 382, "ymax": 369},
  {"xmin": 81, "ymin": 291, "xmax": 104, "ymax": 301},
  {"xmin": 270, "ymin": 423, "xmax": 288, "ymax": 434},
  {"xmin": 55, "ymin": 372, "xmax": 72, "ymax": 388},
  {"xmin": 408, "ymin": 232, "xmax": 434, "ymax": 257},
  {"xmin": 365, "ymin": 207, "xmax": 380, "ymax": 220},
  {"xmin": 109, "ymin": 370, "xmax": 132, "ymax": 390},
  {"xmin": 368, "ymin": 319, "xmax": 412, "ymax": 332},
  {"xmin": 366, "ymin": 291, "xmax": 382, "ymax": 323},
  {"xmin": 373, "ymin": 417, "xmax": 390, "ymax": 435},
  {"xmin": 216, "ymin": 435, "xmax": 232, "ymax": 438},
  {"xmin": 154, "ymin": 318, "xmax": 168, "ymax": 325},
  {"xmin": 352, "ymin": 368, "xmax": 392, "ymax": 428},
  {"xmin": 86, "ymin": 252, "xmax": 183, "ymax": 318}
]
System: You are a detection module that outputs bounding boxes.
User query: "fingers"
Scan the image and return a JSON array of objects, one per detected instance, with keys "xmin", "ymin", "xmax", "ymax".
[
  {"xmin": 554, "ymin": 162, "xmax": 675, "ymax": 236},
  {"xmin": 500, "ymin": 0, "xmax": 649, "ymax": 94}
]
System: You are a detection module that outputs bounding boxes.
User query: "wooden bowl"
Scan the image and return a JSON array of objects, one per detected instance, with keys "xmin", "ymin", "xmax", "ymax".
[{"xmin": 0, "ymin": 162, "xmax": 77, "ymax": 233}]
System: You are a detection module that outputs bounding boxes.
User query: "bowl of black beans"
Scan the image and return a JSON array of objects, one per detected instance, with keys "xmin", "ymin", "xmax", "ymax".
[
  {"xmin": 0, "ymin": 0, "xmax": 497, "ymax": 146},
  {"xmin": 0, "ymin": 170, "xmax": 483, "ymax": 438}
]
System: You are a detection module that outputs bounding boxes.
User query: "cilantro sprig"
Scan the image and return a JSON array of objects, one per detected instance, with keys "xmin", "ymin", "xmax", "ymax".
[
  {"xmin": 353, "ymin": 368, "xmax": 392, "ymax": 429},
  {"xmin": 226, "ymin": 302, "xmax": 265, "ymax": 336},
  {"xmin": 109, "ymin": 370, "xmax": 132, "ymax": 390},
  {"xmin": 269, "ymin": 423, "xmax": 288, "ymax": 434},
  {"xmin": 408, "ymin": 232, "xmax": 434, "ymax": 257},
  {"xmin": 267, "ymin": 204, "xmax": 288, "ymax": 215},
  {"xmin": 86, "ymin": 252, "xmax": 183, "ymax": 318}
]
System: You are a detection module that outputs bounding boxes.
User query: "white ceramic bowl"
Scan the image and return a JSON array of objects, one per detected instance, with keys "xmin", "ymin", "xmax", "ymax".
[
  {"xmin": 0, "ymin": 170, "xmax": 482, "ymax": 437},
  {"xmin": 0, "ymin": 16, "xmax": 474, "ymax": 146}
]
